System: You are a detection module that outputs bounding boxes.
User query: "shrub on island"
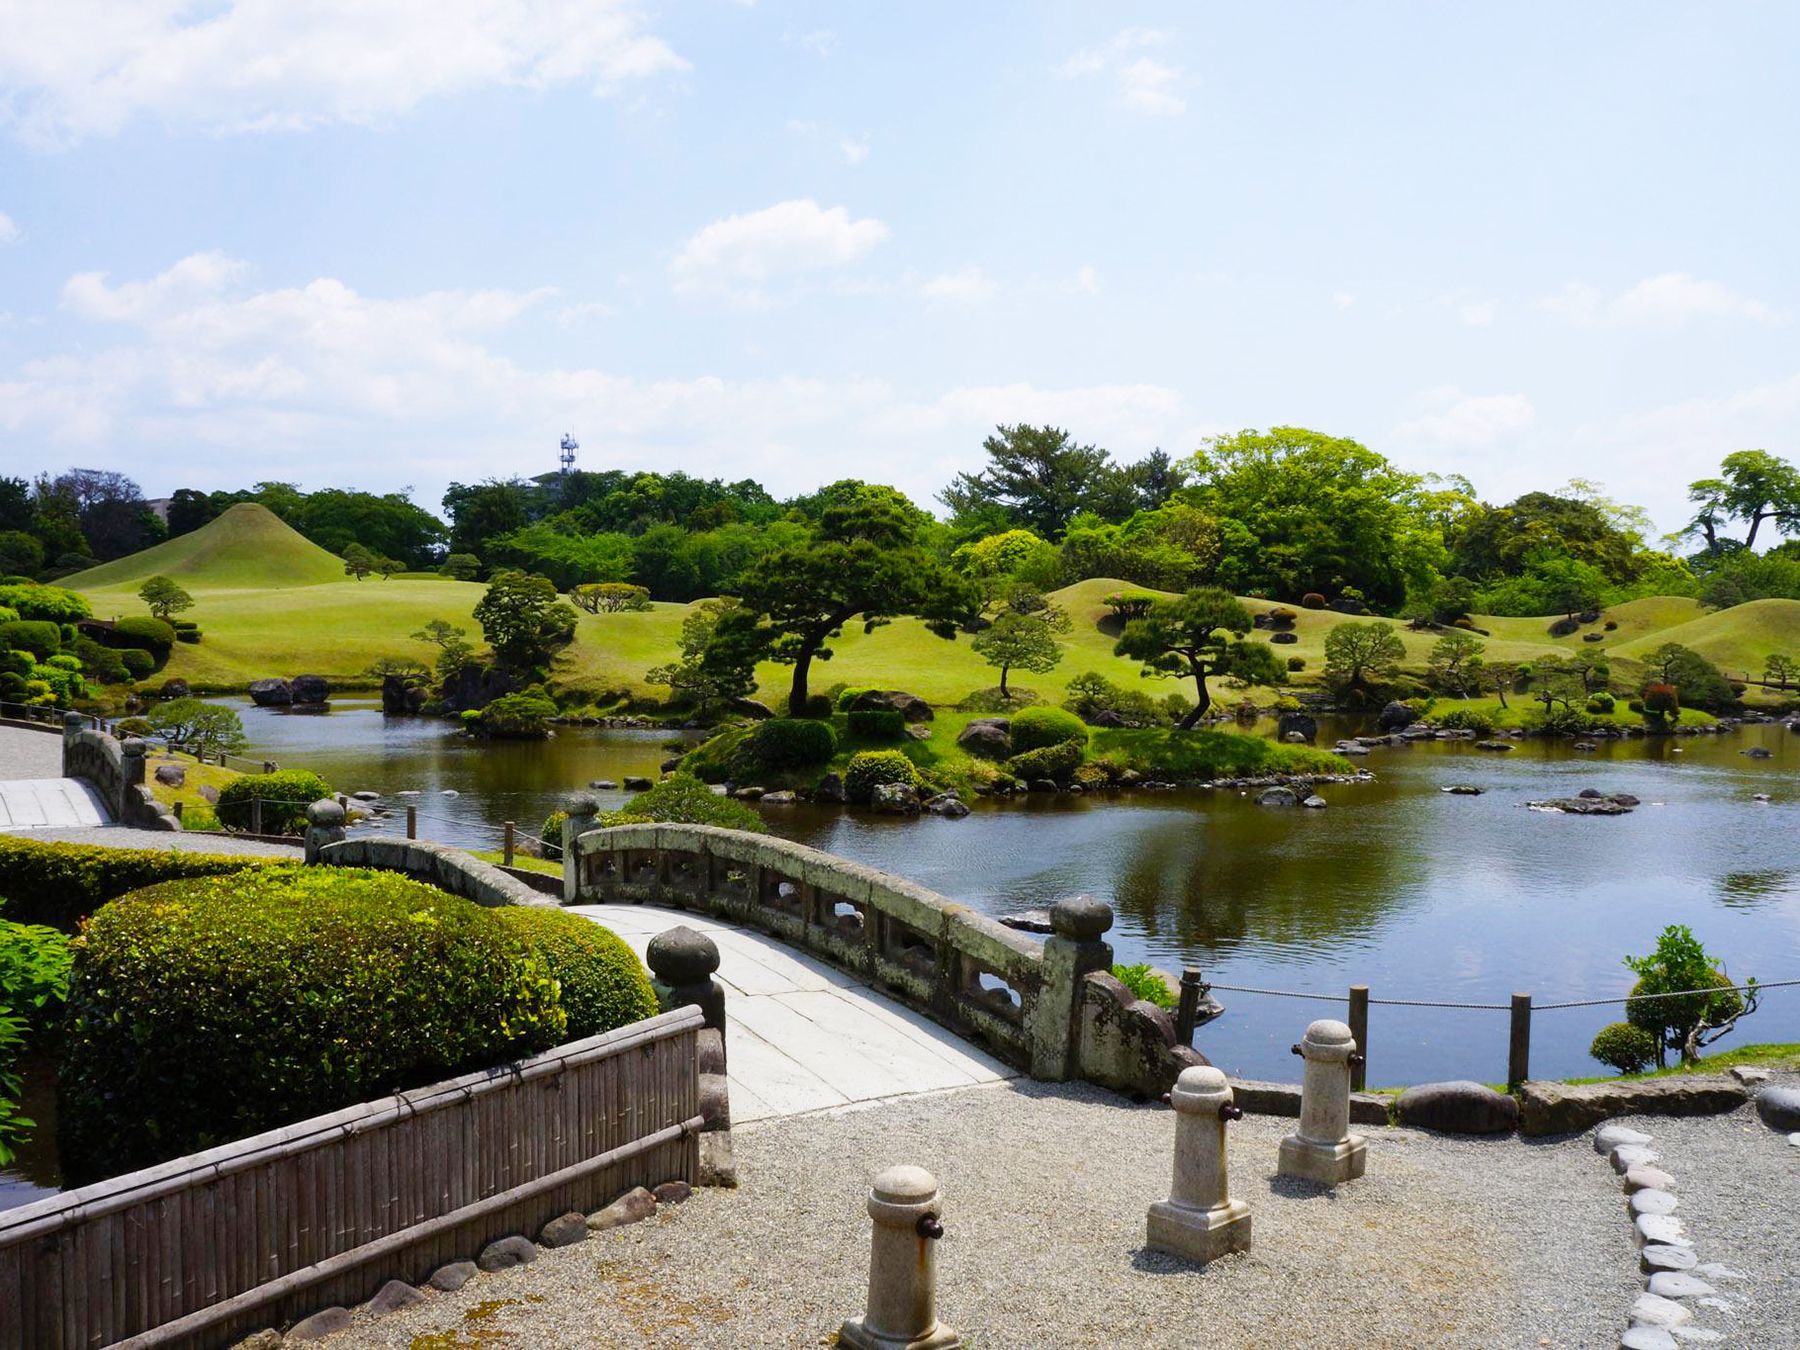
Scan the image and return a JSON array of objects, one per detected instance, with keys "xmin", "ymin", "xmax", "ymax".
[
  {"xmin": 1002, "ymin": 739, "xmax": 1084, "ymax": 782},
  {"xmin": 750, "ymin": 717, "xmax": 837, "ymax": 769},
  {"xmin": 843, "ymin": 750, "xmax": 924, "ymax": 803},
  {"xmin": 1008, "ymin": 705, "xmax": 1088, "ymax": 753},
  {"xmin": 621, "ymin": 773, "xmax": 765, "ymax": 831},
  {"xmin": 215, "ymin": 768, "xmax": 335, "ymax": 835},
  {"xmin": 845, "ymin": 709, "xmax": 906, "ymax": 741}
]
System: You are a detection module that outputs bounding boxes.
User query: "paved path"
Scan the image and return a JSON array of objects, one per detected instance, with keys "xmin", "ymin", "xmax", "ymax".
[
  {"xmin": 0, "ymin": 824, "xmax": 302, "ymax": 855},
  {"xmin": 0, "ymin": 725, "xmax": 62, "ymax": 780},
  {"xmin": 0, "ymin": 779, "xmax": 110, "ymax": 830},
  {"xmin": 567, "ymin": 903, "xmax": 1017, "ymax": 1123}
]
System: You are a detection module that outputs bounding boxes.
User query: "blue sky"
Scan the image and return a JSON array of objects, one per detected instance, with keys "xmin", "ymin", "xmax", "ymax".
[{"xmin": 0, "ymin": 1, "xmax": 1795, "ymax": 536}]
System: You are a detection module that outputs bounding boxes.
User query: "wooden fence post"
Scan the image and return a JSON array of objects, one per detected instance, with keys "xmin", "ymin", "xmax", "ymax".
[
  {"xmin": 503, "ymin": 820, "xmax": 515, "ymax": 867},
  {"xmin": 406, "ymin": 805, "xmax": 417, "ymax": 840},
  {"xmin": 1347, "ymin": 984, "xmax": 1369, "ymax": 1092},
  {"xmin": 1508, "ymin": 992, "xmax": 1532, "ymax": 1090},
  {"xmin": 1175, "ymin": 968, "xmax": 1203, "ymax": 1046},
  {"xmin": 172, "ymin": 800, "xmax": 183, "ymax": 822},
  {"xmin": 250, "ymin": 795, "xmax": 262, "ymax": 836}
]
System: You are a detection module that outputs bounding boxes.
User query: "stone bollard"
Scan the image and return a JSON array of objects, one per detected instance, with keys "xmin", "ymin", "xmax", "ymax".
[
  {"xmin": 646, "ymin": 925, "xmax": 725, "ymax": 1056},
  {"xmin": 1029, "ymin": 894, "xmax": 1114, "ymax": 1081},
  {"xmin": 1277, "ymin": 1018, "xmax": 1367, "ymax": 1185},
  {"xmin": 303, "ymin": 798, "xmax": 347, "ymax": 864},
  {"xmin": 1146, "ymin": 1065, "xmax": 1252, "ymax": 1264},
  {"xmin": 560, "ymin": 792, "xmax": 601, "ymax": 902},
  {"xmin": 839, "ymin": 1165, "xmax": 960, "ymax": 1350}
]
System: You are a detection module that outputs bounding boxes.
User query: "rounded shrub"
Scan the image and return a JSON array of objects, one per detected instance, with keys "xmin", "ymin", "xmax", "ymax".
[
  {"xmin": 215, "ymin": 768, "xmax": 335, "ymax": 835},
  {"xmin": 0, "ymin": 671, "xmax": 26, "ymax": 701},
  {"xmin": 1589, "ymin": 1021, "xmax": 1659, "ymax": 1075},
  {"xmin": 0, "ymin": 582, "xmax": 90, "ymax": 623},
  {"xmin": 801, "ymin": 693, "xmax": 834, "ymax": 719},
  {"xmin": 58, "ymin": 866, "xmax": 568, "ymax": 1182},
  {"xmin": 539, "ymin": 809, "xmax": 568, "ymax": 861},
  {"xmin": 621, "ymin": 773, "xmax": 764, "ymax": 831},
  {"xmin": 0, "ymin": 619, "xmax": 60, "ymax": 659},
  {"xmin": 1627, "ymin": 698, "xmax": 1646, "ymax": 714},
  {"xmin": 750, "ymin": 717, "xmax": 837, "ymax": 769},
  {"xmin": 846, "ymin": 708, "xmax": 906, "ymax": 741},
  {"xmin": 1002, "ymin": 739, "xmax": 1084, "ymax": 782},
  {"xmin": 117, "ymin": 648, "xmax": 156, "ymax": 679},
  {"xmin": 0, "ymin": 649, "xmax": 31, "ymax": 676},
  {"xmin": 1642, "ymin": 683, "xmax": 1679, "ymax": 718},
  {"xmin": 835, "ymin": 687, "xmax": 874, "ymax": 712},
  {"xmin": 1287, "ymin": 656, "xmax": 1307, "ymax": 672},
  {"xmin": 176, "ymin": 629, "xmax": 202, "ymax": 644},
  {"xmin": 1585, "ymin": 692, "xmax": 1616, "ymax": 714},
  {"xmin": 109, "ymin": 616, "xmax": 175, "ymax": 658},
  {"xmin": 494, "ymin": 907, "xmax": 658, "ymax": 1040},
  {"xmin": 114, "ymin": 716, "xmax": 153, "ymax": 737},
  {"xmin": 1267, "ymin": 607, "xmax": 1298, "ymax": 627},
  {"xmin": 1625, "ymin": 968, "xmax": 1741, "ymax": 1048},
  {"xmin": 1009, "ymin": 705, "xmax": 1088, "ymax": 754},
  {"xmin": 844, "ymin": 750, "xmax": 924, "ymax": 803},
  {"xmin": 1300, "ymin": 592, "xmax": 1326, "ymax": 610}
]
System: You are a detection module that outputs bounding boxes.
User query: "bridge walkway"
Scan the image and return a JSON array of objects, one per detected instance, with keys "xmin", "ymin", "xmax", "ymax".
[
  {"xmin": 566, "ymin": 902, "xmax": 1018, "ymax": 1123},
  {"xmin": 0, "ymin": 723, "xmax": 110, "ymax": 829}
]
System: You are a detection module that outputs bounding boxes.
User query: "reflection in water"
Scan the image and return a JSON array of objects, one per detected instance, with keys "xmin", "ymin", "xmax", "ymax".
[{"xmin": 1716, "ymin": 868, "xmax": 1799, "ymax": 908}]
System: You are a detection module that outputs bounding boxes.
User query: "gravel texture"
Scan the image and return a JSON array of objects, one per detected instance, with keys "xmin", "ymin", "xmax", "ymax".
[
  {"xmin": 0, "ymin": 725, "xmax": 65, "ymax": 780},
  {"xmin": 326, "ymin": 1079, "xmax": 1638, "ymax": 1350},
  {"xmin": 1607, "ymin": 1084, "xmax": 1800, "ymax": 1348},
  {"xmin": 0, "ymin": 824, "xmax": 301, "ymax": 855}
]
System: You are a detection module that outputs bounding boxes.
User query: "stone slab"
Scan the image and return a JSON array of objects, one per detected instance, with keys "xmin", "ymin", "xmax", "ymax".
[
  {"xmin": 1648, "ymin": 1272, "xmax": 1715, "ymax": 1299},
  {"xmin": 1596, "ymin": 1125, "xmax": 1654, "ymax": 1154},
  {"xmin": 1642, "ymin": 1245, "xmax": 1698, "ymax": 1274},
  {"xmin": 1146, "ymin": 1198, "xmax": 1252, "ymax": 1265},
  {"xmin": 1519, "ymin": 1076, "xmax": 1747, "ymax": 1136},
  {"xmin": 1631, "ymin": 1189, "xmax": 1680, "ymax": 1217}
]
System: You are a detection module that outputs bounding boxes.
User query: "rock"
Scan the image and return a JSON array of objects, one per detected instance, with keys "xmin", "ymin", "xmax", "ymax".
[
  {"xmin": 198, "ymin": 785, "xmax": 220, "ymax": 804},
  {"xmin": 1394, "ymin": 1080, "xmax": 1519, "ymax": 1135},
  {"xmin": 1620, "ymin": 1330, "xmax": 1677, "ymax": 1350},
  {"xmin": 925, "ymin": 795, "xmax": 971, "ymax": 818},
  {"xmin": 1299, "ymin": 794, "xmax": 1326, "ymax": 809},
  {"xmin": 441, "ymin": 789, "xmax": 458, "ymax": 797},
  {"xmin": 1649, "ymin": 1272, "xmax": 1714, "ymax": 1299},
  {"xmin": 732, "ymin": 786, "xmax": 764, "ymax": 800},
  {"xmin": 1612, "ymin": 1143, "xmax": 1659, "ymax": 1173},
  {"xmin": 1088, "ymin": 709, "xmax": 1127, "ymax": 727},
  {"xmin": 1029, "ymin": 778, "xmax": 1060, "ymax": 793},
  {"xmin": 476, "ymin": 1235, "xmax": 537, "ymax": 1271},
  {"xmin": 661, "ymin": 756, "xmax": 684, "ymax": 773},
  {"xmin": 1743, "ymin": 746, "xmax": 1773, "ymax": 758},
  {"xmin": 1636, "ymin": 1213, "xmax": 1688, "ymax": 1246},
  {"xmin": 1525, "ymin": 796, "xmax": 1634, "ymax": 815},
  {"xmin": 957, "ymin": 720, "xmax": 1013, "ymax": 758},
  {"xmin": 1631, "ymin": 1293, "xmax": 1693, "ymax": 1328},
  {"xmin": 1595, "ymin": 1124, "xmax": 1654, "ymax": 1154},
  {"xmin": 728, "ymin": 697, "xmax": 774, "ymax": 719},
  {"xmin": 761, "ymin": 790, "xmax": 797, "ymax": 805},
  {"xmin": 1691, "ymin": 1264, "xmax": 1744, "ymax": 1281},
  {"xmin": 1642, "ymin": 1245, "xmax": 1698, "ymax": 1274},
  {"xmin": 351, "ymin": 789, "xmax": 380, "ymax": 801},
  {"xmin": 1755, "ymin": 1084, "xmax": 1800, "ymax": 1130},
  {"xmin": 589, "ymin": 1186, "xmax": 658, "ymax": 1231},
  {"xmin": 380, "ymin": 672, "xmax": 427, "ymax": 715},
  {"xmin": 1441, "ymin": 784, "xmax": 1485, "ymax": 795},
  {"xmin": 1474, "ymin": 740, "xmax": 1514, "ymax": 751},
  {"xmin": 622, "ymin": 776, "xmax": 653, "ymax": 791},
  {"xmin": 1727, "ymin": 1064, "xmax": 1769, "ymax": 1086},
  {"xmin": 1336, "ymin": 743, "xmax": 1370, "ymax": 756},
  {"xmin": 1753, "ymin": 792, "xmax": 1773, "ymax": 802},
  {"xmin": 1256, "ymin": 785, "xmax": 1299, "ymax": 807},
  {"xmin": 870, "ymin": 782, "xmax": 920, "ymax": 815},
  {"xmin": 999, "ymin": 909, "xmax": 1055, "ymax": 933},
  {"xmin": 848, "ymin": 689, "xmax": 934, "ymax": 722},
  {"xmin": 1276, "ymin": 712, "xmax": 1318, "ymax": 743},
  {"xmin": 286, "ymin": 1308, "xmax": 351, "ymax": 1342},
  {"xmin": 1631, "ymin": 1189, "xmax": 1679, "ymax": 1217},
  {"xmin": 813, "ymin": 772, "xmax": 845, "ymax": 804},
  {"xmin": 367, "ymin": 1279, "xmax": 424, "ymax": 1315},
  {"xmin": 539, "ymin": 1211, "xmax": 588, "ymax": 1248},
  {"xmin": 653, "ymin": 1180, "xmax": 692, "ymax": 1206},
  {"xmin": 1269, "ymin": 630, "xmax": 1298, "ymax": 644},
  {"xmin": 1790, "ymin": 1131, "xmax": 1800, "ymax": 1148},
  {"xmin": 1582, "ymin": 631, "xmax": 1605, "ymax": 642},
  {"xmin": 1574, "ymin": 740, "xmax": 1598, "ymax": 750},
  {"xmin": 232, "ymin": 1332, "xmax": 282, "ymax": 1350},
  {"xmin": 248, "ymin": 678, "xmax": 293, "ymax": 707},
  {"xmin": 1626, "ymin": 1164, "xmax": 1678, "ymax": 1193},
  {"xmin": 158, "ymin": 678, "xmax": 191, "ymax": 700},
  {"xmin": 1377, "ymin": 701, "xmax": 1418, "ymax": 732},
  {"xmin": 153, "ymin": 763, "xmax": 186, "ymax": 786},
  {"xmin": 428, "ymin": 1260, "xmax": 477, "ymax": 1292},
  {"xmin": 289, "ymin": 674, "xmax": 330, "ymax": 705},
  {"xmin": 589, "ymin": 779, "xmax": 618, "ymax": 790}
]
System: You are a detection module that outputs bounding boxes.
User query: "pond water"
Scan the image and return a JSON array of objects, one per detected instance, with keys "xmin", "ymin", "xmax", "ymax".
[{"xmin": 6, "ymin": 702, "xmax": 1798, "ymax": 1210}]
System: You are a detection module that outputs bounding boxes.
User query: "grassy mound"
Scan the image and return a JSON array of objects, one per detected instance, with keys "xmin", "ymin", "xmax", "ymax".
[
  {"xmin": 1611, "ymin": 598, "xmax": 1800, "ymax": 678},
  {"xmin": 66, "ymin": 503, "xmax": 346, "ymax": 591}
]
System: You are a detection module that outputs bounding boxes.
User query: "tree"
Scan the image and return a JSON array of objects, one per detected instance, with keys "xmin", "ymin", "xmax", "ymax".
[
  {"xmin": 145, "ymin": 699, "xmax": 248, "ymax": 756},
  {"xmin": 342, "ymin": 543, "xmax": 377, "ymax": 580},
  {"xmin": 570, "ymin": 583, "xmax": 651, "ymax": 614},
  {"xmin": 1566, "ymin": 649, "xmax": 1612, "ymax": 694},
  {"xmin": 1530, "ymin": 554, "xmax": 1605, "ymax": 620},
  {"xmin": 1643, "ymin": 642, "xmax": 1735, "ymax": 711},
  {"xmin": 951, "ymin": 528, "xmax": 1061, "ymax": 600},
  {"xmin": 940, "ymin": 425, "xmax": 1115, "ymax": 540},
  {"xmin": 647, "ymin": 598, "xmax": 759, "ymax": 715},
  {"xmin": 1112, "ymin": 587, "xmax": 1270, "ymax": 727},
  {"xmin": 1762, "ymin": 654, "xmax": 1797, "ymax": 689},
  {"xmin": 1321, "ymin": 622, "xmax": 1407, "ymax": 703},
  {"xmin": 0, "ymin": 530, "xmax": 43, "ymax": 578},
  {"xmin": 48, "ymin": 468, "xmax": 163, "ymax": 561},
  {"xmin": 727, "ymin": 495, "xmax": 978, "ymax": 716},
  {"xmin": 473, "ymin": 571, "xmax": 577, "ymax": 675},
  {"xmin": 1426, "ymin": 631, "xmax": 1486, "ymax": 697},
  {"xmin": 137, "ymin": 576, "xmax": 194, "ymax": 620},
  {"xmin": 1684, "ymin": 450, "xmax": 1800, "ymax": 551},
  {"xmin": 1179, "ymin": 428, "xmax": 1444, "ymax": 610},
  {"xmin": 1624, "ymin": 924, "xmax": 1758, "ymax": 1067},
  {"xmin": 411, "ymin": 619, "xmax": 475, "ymax": 681},
  {"xmin": 376, "ymin": 556, "xmax": 405, "ymax": 580},
  {"xmin": 971, "ymin": 612, "xmax": 1063, "ymax": 697},
  {"xmin": 1451, "ymin": 490, "xmax": 1643, "ymax": 584},
  {"xmin": 440, "ymin": 553, "xmax": 480, "ymax": 581},
  {"xmin": 1527, "ymin": 657, "xmax": 1584, "ymax": 716}
]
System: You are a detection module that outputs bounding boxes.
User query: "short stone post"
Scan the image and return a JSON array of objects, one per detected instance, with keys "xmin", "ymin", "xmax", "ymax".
[
  {"xmin": 1147, "ymin": 1065, "xmax": 1252, "ymax": 1264},
  {"xmin": 303, "ymin": 798, "xmax": 347, "ymax": 864},
  {"xmin": 839, "ymin": 1165, "xmax": 960, "ymax": 1350},
  {"xmin": 646, "ymin": 926, "xmax": 725, "ymax": 1054},
  {"xmin": 1277, "ymin": 1018, "xmax": 1367, "ymax": 1185},
  {"xmin": 561, "ymin": 793, "xmax": 601, "ymax": 902},
  {"xmin": 119, "ymin": 738, "xmax": 147, "ymax": 819},
  {"xmin": 406, "ymin": 805, "xmax": 417, "ymax": 839},
  {"xmin": 1028, "ymin": 895, "xmax": 1114, "ymax": 1081}
]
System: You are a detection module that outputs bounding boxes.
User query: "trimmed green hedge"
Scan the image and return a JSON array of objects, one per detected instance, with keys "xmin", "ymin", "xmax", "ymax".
[
  {"xmin": 108, "ymin": 616, "xmax": 175, "ymax": 657},
  {"xmin": 495, "ymin": 907, "xmax": 657, "ymax": 1040},
  {"xmin": 1003, "ymin": 740, "xmax": 1084, "ymax": 782},
  {"xmin": 59, "ymin": 866, "xmax": 569, "ymax": 1183},
  {"xmin": 0, "ymin": 620, "xmax": 59, "ymax": 659},
  {"xmin": 845, "ymin": 709, "xmax": 906, "ymax": 741},
  {"xmin": 844, "ymin": 750, "xmax": 923, "ymax": 802},
  {"xmin": 0, "ymin": 835, "xmax": 274, "ymax": 931},
  {"xmin": 215, "ymin": 768, "xmax": 335, "ymax": 835},
  {"xmin": 749, "ymin": 718, "xmax": 837, "ymax": 770},
  {"xmin": 622, "ymin": 773, "xmax": 765, "ymax": 831},
  {"xmin": 1009, "ymin": 705, "xmax": 1088, "ymax": 753}
]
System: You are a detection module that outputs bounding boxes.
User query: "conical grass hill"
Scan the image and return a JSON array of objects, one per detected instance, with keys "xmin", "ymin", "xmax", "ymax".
[{"xmin": 66, "ymin": 503, "xmax": 347, "ymax": 592}]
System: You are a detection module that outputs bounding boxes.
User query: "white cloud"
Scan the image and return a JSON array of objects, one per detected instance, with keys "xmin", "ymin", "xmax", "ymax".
[
  {"xmin": 1394, "ymin": 386, "xmax": 1536, "ymax": 450},
  {"xmin": 0, "ymin": 212, "xmax": 16, "ymax": 244},
  {"xmin": 0, "ymin": 0, "xmax": 687, "ymax": 147},
  {"xmin": 1331, "ymin": 291, "xmax": 1354, "ymax": 311},
  {"xmin": 1539, "ymin": 272, "xmax": 1776, "ymax": 327},
  {"xmin": 787, "ymin": 120, "xmax": 870, "ymax": 165},
  {"xmin": 919, "ymin": 267, "xmax": 996, "ymax": 304},
  {"xmin": 1059, "ymin": 29, "xmax": 1185, "ymax": 116},
  {"xmin": 1070, "ymin": 265, "xmax": 1100, "ymax": 295},
  {"xmin": 1, "ymin": 254, "xmax": 1190, "ymax": 508},
  {"xmin": 784, "ymin": 30, "xmax": 836, "ymax": 59},
  {"xmin": 839, "ymin": 134, "xmax": 870, "ymax": 166},
  {"xmin": 669, "ymin": 199, "xmax": 890, "ymax": 301},
  {"xmin": 1459, "ymin": 299, "xmax": 1496, "ymax": 326}
]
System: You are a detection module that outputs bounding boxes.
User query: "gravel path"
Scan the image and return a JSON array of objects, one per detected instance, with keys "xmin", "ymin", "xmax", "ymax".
[
  {"xmin": 1607, "ymin": 1090, "xmax": 1800, "ymax": 1346},
  {"xmin": 0, "ymin": 825, "xmax": 301, "ymax": 855},
  {"xmin": 326, "ymin": 1080, "xmax": 1638, "ymax": 1350},
  {"xmin": 0, "ymin": 725, "xmax": 63, "ymax": 780}
]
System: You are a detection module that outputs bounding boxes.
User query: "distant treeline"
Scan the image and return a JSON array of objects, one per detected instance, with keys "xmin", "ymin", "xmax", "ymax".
[{"xmin": 5, "ymin": 431, "xmax": 1800, "ymax": 618}]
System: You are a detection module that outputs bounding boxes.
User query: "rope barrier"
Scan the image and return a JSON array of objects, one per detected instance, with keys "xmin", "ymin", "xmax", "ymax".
[{"xmin": 1202, "ymin": 977, "xmax": 1798, "ymax": 1013}]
